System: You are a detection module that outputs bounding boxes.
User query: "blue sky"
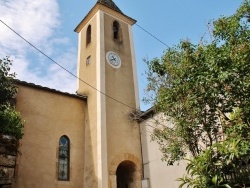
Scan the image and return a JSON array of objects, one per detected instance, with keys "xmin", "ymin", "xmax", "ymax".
[{"xmin": 0, "ymin": 0, "xmax": 243, "ymax": 110}]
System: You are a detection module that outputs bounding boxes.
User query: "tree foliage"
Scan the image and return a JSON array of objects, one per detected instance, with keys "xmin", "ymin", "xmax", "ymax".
[
  {"xmin": 144, "ymin": 1, "xmax": 250, "ymax": 187},
  {"xmin": 0, "ymin": 57, "xmax": 24, "ymax": 152},
  {"xmin": 0, "ymin": 57, "xmax": 17, "ymax": 105}
]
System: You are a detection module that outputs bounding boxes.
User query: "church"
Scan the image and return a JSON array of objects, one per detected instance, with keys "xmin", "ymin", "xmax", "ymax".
[{"xmin": 11, "ymin": 0, "xmax": 186, "ymax": 187}]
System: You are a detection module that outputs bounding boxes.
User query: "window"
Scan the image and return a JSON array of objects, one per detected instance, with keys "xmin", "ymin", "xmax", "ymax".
[
  {"xmin": 113, "ymin": 21, "xmax": 122, "ymax": 42},
  {"xmin": 58, "ymin": 135, "xmax": 70, "ymax": 181},
  {"xmin": 86, "ymin": 56, "xmax": 91, "ymax": 66},
  {"xmin": 86, "ymin": 25, "xmax": 91, "ymax": 45}
]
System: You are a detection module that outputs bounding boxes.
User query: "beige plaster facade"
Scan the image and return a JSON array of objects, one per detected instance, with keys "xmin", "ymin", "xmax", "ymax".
[
  {"xmin": 9, "ymin": 1, "xmax": 188, "ymax": 188},
  {"xmin": 140, "ymin": 110, "xmax": 187, "ymax": 188},
  {"xmin": 12, "ymin": 1, "xmax": 142, "ymax": 188},
  {"xmin": 75, "ymin": 2, "xmax": 142, "ymax": 187},
  {"xmin": 13, "ymin": 82, "xmax": 86, "ymax": 188}
]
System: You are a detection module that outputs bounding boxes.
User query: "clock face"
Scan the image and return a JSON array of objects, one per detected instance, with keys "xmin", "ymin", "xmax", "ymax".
[{"xmin": 106, "ymin": 51, "xmax": 121, "ymax": 68}]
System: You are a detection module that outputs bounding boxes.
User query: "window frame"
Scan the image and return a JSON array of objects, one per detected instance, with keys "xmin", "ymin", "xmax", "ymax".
[
  {"xmin": 86, "ymin": 55, "xmax": 91, "ymax": 66},
  {"xmin": 58, "ymin": 135, "xmax": 70, "ymax": 181}
]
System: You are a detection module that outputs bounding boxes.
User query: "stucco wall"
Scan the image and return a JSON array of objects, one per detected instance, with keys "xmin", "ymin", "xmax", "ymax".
[
  {"xmin": 75, "ymin": 7, "xmax": 142, "ymax": 187},
  {"xmin": 13, "ymin": 84, "xmax": 86, "ymax": 188},
  {"xmin": 77, "ymin": 12, "xmax": 99, "ymax": 187},
  {"xmin": 103, "ymin": 13, "xmax": 141, "ymax": 163},
  {"xmin": 140, "ymin": 113, "xmax": 187, "ymax": 188}
]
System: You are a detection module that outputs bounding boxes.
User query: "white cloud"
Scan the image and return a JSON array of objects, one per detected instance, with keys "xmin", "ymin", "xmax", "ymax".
[
  {"xmin": 0, "ymin": 0, "xmax": 59, "ymax": 47},
  {"xmin": 0, "ymin": 0, "xmax": 77, "ymax": 93}
]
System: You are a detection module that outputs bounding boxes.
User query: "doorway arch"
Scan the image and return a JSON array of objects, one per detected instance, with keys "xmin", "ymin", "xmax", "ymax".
[
  {"xmin": 116, "ymin": 160, "xmax": 136, "ymax": 188},
  {"xmin": 109, "ymin": 153, "xmax": 142, "ymax": 188}
]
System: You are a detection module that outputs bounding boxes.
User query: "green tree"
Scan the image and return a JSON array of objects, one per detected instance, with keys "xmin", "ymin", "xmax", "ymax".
[
  {"xmin": 0, "ymin": 57, "xmax": 24, "ymax": 153},
  {"xmin": 0, "ymin": 57, "xmax": 17, "ymax": 105},
  {"xmin": 144, "ymin": 1, "xmax": 250, "ymax": 187}
]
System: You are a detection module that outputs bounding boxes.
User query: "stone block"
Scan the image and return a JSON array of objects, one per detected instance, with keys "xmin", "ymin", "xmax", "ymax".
[
  {"xmin": 0, "ymin": 155, "xmax": 16, "ymax": 167},
  {"xmin": 0, "ymin": 166, "xmax": 14, "ymax": 185}
]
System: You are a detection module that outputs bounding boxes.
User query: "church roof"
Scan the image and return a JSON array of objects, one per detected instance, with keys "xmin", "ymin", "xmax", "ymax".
[
  {"xmin": 15, "ymin": 80, "xmax": 87, "ymax": 100},
  {"xmin": 74, "ymin": 0, "xmax": 136, "ymax": 32},
  {"xmin": 97, "ymin": 0, "xmax": 123, "ymax": 14},
  {"xmin": 139, "ymin": 107, "xmax": 155, "ymax": 122}
]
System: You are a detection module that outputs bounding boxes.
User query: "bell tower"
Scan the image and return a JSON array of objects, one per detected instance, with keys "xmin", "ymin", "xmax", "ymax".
[{"xmin": 75, "ymin": 1, "xmax": 142, "ymax": 187}]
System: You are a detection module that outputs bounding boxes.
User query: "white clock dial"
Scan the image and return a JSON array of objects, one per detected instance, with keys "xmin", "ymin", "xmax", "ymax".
[{"xmin": 106, "ymin": 51, "xmax": 121, "ymax": 68}]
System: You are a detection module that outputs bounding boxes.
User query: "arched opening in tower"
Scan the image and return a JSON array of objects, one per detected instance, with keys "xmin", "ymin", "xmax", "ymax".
[{"xmin": 116, "ymin": 160, "xmax": 136, "ymax": 188}]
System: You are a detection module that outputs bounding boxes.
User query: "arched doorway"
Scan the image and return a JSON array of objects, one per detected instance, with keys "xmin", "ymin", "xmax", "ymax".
[{"xmin": 116, "ymin": 160, "xmax": 136, "ymax": 188}]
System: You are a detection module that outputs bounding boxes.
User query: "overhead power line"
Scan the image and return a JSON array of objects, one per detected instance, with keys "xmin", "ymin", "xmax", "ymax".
[
  {"xmin": 0, "ymin": 19, "xmax": 170, "ymax": 128},
  {"xmin": 135, "ymin": 23, "xmax": 169, "ymax": 48},
  {"xmin": 0, "ymin": 19, "xmax": 138, "ymax": 111}
]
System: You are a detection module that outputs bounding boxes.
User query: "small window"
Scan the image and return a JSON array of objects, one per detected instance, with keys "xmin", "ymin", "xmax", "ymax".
[
  {"xmin": 86, "ymin": 56, "xmax": 91, "ymax": 66},
  {"xmin": 86, "ymin": 25, "xmax": 91, "ymax": 45},
  {"xmin": 113, "ymin": 21, "xmax": 122, "ymax": 42},
  {"xmin": 58, "ymin": 136, "xmax": 70, "ymax": 181}
]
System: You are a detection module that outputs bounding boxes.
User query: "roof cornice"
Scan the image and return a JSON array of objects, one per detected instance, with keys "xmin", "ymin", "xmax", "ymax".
[
  {"xmin": 74, "ymin": 3, "xmax": 136, "ymax": 33},
  {"xmin": 15, "ymin": 80, "xmax": 87, "ymax": 100},
  {"xmin": 97, "ymin": 0, "xmax": 123, "ymax": 14},
  {"xmin": 138, "ymin": 107, "xmax": 155, "ymax": 122}
]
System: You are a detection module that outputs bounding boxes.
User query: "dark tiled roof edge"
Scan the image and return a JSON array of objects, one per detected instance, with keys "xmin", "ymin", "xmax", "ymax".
[
  {"xmin": 15, "ymin": 80, "xmax": 87, "ymax": 100},
  {"xmin": 97, "ymin": 0, "xmax": 123, "ymax": 14},
  {"xmin": 139, "ymin": 107, "xmax": 155, "ymax": 122},
  {"xmin": 74, "ymin": 0, "xmax": 136, "ymax": 32}
]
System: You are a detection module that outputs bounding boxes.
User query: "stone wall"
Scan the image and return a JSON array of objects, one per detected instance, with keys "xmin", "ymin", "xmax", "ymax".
[{"xmin": 0, "ymin": 136, "xmax": 17, "ymax": 186}]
